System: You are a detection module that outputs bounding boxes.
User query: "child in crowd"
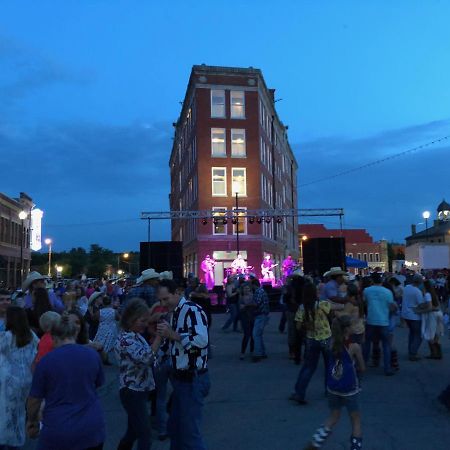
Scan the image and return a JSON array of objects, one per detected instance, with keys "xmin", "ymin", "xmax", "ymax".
[
  {"xmin": 33, "ymin": 311, "xmax": 61, "ymax": 368},
  {"xmin": 304, "ymin": 315, "xmax": 365, "ymax": 450}
]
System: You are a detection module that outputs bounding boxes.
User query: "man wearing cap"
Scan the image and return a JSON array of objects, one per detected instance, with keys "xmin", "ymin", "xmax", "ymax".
[
  {"xmin": 127, "ymin": 268, "xmax": 160, "ymax": 308},
  {"xmin": 22, "ymin": 272, "xmax": 64, "ymax": 313},
  {"xmin": 402, "ymin": 273, "xmax": 428, "ymax": 361}
]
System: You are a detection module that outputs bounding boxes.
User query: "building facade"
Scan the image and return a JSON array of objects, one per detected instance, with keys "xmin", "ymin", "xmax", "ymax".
[
  {"xmin": 0, "ymin": 192, "xmax": 33, "ymax": 288},
  {"xmin": 169, "ymin": 65, "xmax": 299, "ymax": 285},
  {"xmin": 298, "ymin": 224, "xmax": 389, "ymax": 272}
]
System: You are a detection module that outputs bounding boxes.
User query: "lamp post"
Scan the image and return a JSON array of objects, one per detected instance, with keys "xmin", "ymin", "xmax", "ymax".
[
  {"xmin": 18, "ymin": 210, "xmax": 27, "ymax": 286},
  {"xmin": 44, "ymin": 238, "xmax": 52, "ymax": 277},
  {"xmin": 422, "ymin": 211, "xmax": 430, "ymax": 241},
  {"xmin": 117, "ymin": 252, "xmax": 129, "ymax": 273},
  {"xmin": 300, "ymin": 235, "xmax": 308, "ymax": 268}
]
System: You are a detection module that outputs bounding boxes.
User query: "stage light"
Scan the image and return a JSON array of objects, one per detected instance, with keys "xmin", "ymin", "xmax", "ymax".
[
  {"xmin": 201, "ymin": 218, "xmax": 208, "ymax": 225},
  {"xmin": 276, "ymin": 216, "xmax": 282, "ymax": 224},
  {"xmin": 249, "ymin": 216, "xmax": 255, "ymax": 224},
  {"xmin": 213, "ymin": 218, "xmax": 219, "ymax": 225},
  {"xmin": 222, "ymin": 218, "xmax": 228, "ymax": 225},
  {"xmin": 265, "ymin": 217, "xmax": 271, "ymax": 223},
  {"xmin": 256, "ymin": 217, "xmax": 263, "ymax": 224},
  {"xmin": 232, "ymin": 218, "xmax": 237, "ymax": 225}
]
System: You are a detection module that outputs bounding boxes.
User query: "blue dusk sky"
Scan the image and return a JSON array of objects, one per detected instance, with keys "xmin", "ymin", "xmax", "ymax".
[{"xmin": 1, "ymin": 1, "xmax": 449, "ymax": 252}]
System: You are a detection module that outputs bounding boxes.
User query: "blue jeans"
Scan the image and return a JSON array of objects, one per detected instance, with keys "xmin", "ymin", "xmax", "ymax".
[
  {"xmin": 169, "ymin": 372, "xmax": 211, "ymax": 450},
  {"xmin": 405, "ymin": 319, "xmax": 423, "ymax": 357},
  {"xmin": 154, "ymin": 359, "xmax": 172, "ymax": 436},
  {"xmin": 119, "ymin": 388, "xmax": 151, "ymax": 450},
  {"xmin": 222, "ymin": 303, "xmax": 239, "ymax": 331},
  {"xmin": 253, "ymin": 314, "xmax": 269, "ymax": 357},
  {"xmin": 363, "ymin": 324, "xmax": 392, "ymax": 373},
  {"xmin": 294, "ymin": 337, "xmax": 330, "ymax": 400}
]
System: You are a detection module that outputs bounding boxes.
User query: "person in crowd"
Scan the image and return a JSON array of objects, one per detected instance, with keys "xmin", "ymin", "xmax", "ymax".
[
  {"xmin": 402, "ymin": 273, "xmax": 428, "ymax": 361},
  {"xmin": 86, "ymin": 283, "xmax": 96, "ymax": 300},
  {"xmin": 304, "ymin": 315, "xmax": 365, "ymax": 450},
  {"xmin": 251, "ymin": 278, "xmax": 270, "ymax": 362},
  {"xmin": 115, "ymin": 299, "xmax": 162, "ymax": 450},
  {"xmin": 86, "ymin": 291, "xmax": 104, "ymax": 340},
  {"xmin": 26, "ymin": 313, "xmax": 105, "ymax": 450},
  {"xmin": 421, "ymin": 280, "xmax": 444, "ymax": 359},
  {"xmin": 92, "ymin": 295, "xmax": 120, "ymax": 365},
  {"xmin": 238, "ymin": 281, "xmax": 257, "ymax": 360},
  {"xmin": 75, "ymin": 286, "xmax": 90, "ymax": 316},
  {"xmin": 127, "ymin": 268, "xmax": 160, "ymax": 308},
  {"xmin": 284, "ymin": 275, "xmax": 305, "ymax": 364},
  {"xmin": 0, "ymin": 288, "xmax": 11, "ymax": 331},
  {"xmin": 222, "ymin": 275, "xmax": 240, "ymax": 332},
  {"xmin": 156, "ymin": 279, "xmax": 209, "ymax": 450},
  {"xmin": 67, "ymin": 309, "xmax": 103, "ymax": 352},
  {"xmin": 189, "ymin": 281, "xmax": 213, "ymax": 358},
  {"xmin": 362, "ymin": 273, "xmax": 397, "ymax": 376},
  {"xmin": 0, "ymin": 306, "xmax": 39, "ymax": 449},
  {"xmin": 34, "ymin": 311, "xmax": 61, "ymax": 367},
  {"xmin": 27, "ymin": 287, "xmax": 54, "ymax": 337},
  {"xmin": 290, "ymin": 281, "xmax": 332, "ymax": 404},
  {"xmin": 320, "ymin": 267, "xmax": 349, "ymax": 306},
  {"xmin": 22, "ymin": 272, "xmax": 64, "ymax": 312}
]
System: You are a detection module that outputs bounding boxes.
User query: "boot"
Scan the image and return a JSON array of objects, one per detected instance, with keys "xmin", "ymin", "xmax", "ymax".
[
  {"xmin": 370, "ymin": 343, "xmax": 380, "ymax": 368},
  {"xmin": 351, "ymin": 436, "xmax": 363, "ymax": 450},
  {"xmin": 426, "ymin": 342, "xmax": 440, "ymax": 359},
  {"xmin": 435, "ymin": 343, "xmax": 443, "ymax": 360},
  {"xmin": 391, "ymin": 349, "xmax": 400, "ymax": 371}
]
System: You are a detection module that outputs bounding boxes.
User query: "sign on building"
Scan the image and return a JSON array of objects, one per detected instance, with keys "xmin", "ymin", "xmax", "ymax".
[{"xmin": 30, "ymin": 208, "xmax": 44, "ymax": 251}]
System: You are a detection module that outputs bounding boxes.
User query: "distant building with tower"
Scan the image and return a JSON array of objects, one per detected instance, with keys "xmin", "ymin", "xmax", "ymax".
[{"xmin": 169, "ymin": 65, "xmax": 299, "ymax": 285}]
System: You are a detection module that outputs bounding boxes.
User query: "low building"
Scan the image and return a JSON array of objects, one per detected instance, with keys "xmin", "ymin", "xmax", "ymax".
[
  {"xmin": 0, "ymin": 192, "xmax": 33, "ymax": 288},
  {"xmin": 298, "ymin": 224, "xmax": 389, "ymax": 272}
]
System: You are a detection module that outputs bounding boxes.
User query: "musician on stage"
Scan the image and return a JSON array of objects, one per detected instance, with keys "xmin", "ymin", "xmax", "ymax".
[
  {"xmin": 261, "ymin": 255, "xmax": 276, "ymax": 281},
  {"xmin": 231, "ymin": 254, "xmax": 247, "ymax": 274},
  {"xmin": 200, "ymin": 254, "xmax": 216, "ymax": 290},
  {"xmin": 282, "ymin": 254, "xmax": 296, "ymax": 279}
]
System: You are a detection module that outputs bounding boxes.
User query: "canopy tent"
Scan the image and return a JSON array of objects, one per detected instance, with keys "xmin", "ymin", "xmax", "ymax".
[{"xmin": 345, "ymin": 256, "xmax": 368, "ymax": 268}]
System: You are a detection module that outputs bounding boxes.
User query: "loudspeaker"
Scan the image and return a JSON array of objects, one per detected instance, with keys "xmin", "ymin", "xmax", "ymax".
[
  {"xmin": 140, "ymin": 241, "xmax": 183, "ymax": 281},
  {"xmin": 302, "ymin": 237, "xmax": 346, "ymax": 276}
]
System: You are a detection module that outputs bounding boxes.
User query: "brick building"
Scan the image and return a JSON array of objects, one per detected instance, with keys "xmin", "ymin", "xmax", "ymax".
[
  {"xmin": 298, "ymin": 224, "xmax": 389, "ymax": 272},
  {"xmin": 169, "ymin": 65, "xmax": 299, "ymax": 285},
  {"xmin": 0, "ymin": 192, "xmax": 33, "ymax": 288}
]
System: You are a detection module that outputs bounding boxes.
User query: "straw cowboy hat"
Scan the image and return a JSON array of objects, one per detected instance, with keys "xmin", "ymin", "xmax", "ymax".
[
  {"xmin": 136, "ymin": 268, "xmax": 160, "ymax": 284},
  {"xmin": 159, "ymin": 271, "xmax": 173, "ymax": 280},
  {"xmin": 323, "ymin": 267, "xmax": 348, "ymax": 278},
  {"xmin": 22, "ymin": 271, "xmax": 46, "ymax": 292}
]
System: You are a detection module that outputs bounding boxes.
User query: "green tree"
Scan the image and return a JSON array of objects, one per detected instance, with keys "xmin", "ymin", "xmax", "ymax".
[{"xmin": 88, "ymin": 244, "xmax": 115, "ymax": 278}]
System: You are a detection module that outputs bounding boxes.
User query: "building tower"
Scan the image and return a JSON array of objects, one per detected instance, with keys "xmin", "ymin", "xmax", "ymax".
[{"xmin": 169, "ymin": 65, "xmax": 299, "ymax": 285}]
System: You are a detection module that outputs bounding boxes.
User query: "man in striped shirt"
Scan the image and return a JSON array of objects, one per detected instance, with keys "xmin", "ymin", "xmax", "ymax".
[{"xmin": 156, "ymin": 279, "xmax": 210, "ymax": 450}]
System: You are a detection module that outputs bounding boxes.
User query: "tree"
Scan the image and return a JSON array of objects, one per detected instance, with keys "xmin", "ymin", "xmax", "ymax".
[{"xmin": 88, "ymin": 244, "xmax": 115, "ymax": 278}]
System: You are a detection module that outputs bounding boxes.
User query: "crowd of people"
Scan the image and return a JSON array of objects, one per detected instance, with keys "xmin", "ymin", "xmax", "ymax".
[{"xmin": 0, "ymin": 265, "xmax": 449, "ymax": 449}]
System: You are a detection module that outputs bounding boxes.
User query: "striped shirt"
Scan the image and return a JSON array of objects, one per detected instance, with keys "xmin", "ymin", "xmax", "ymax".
[{"xmin": 170, "ymin": 297, "xmax": 209, "ymax": 371}]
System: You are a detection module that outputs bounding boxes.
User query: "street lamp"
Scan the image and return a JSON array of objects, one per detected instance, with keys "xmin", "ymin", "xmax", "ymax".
[
  {"xmin": 300, "ymin": 235, "xmax": 308, "ymax": 267},
  {"xmin": 18, "ymin": 210, "xmax": 28, "ymax": 287},
  {"xmin": 117, "ymin": 252, "xmax": 130, "ymax": 273},
  {"xmin": 422, "ymin": 211, "xmax": 431, "ymax": 241},
  {"xmin": 44, "ymin": 238, "xmax": 52, "ymax": 277}
]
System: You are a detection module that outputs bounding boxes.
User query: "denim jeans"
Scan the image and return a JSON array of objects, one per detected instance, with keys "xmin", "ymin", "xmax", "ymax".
[
  {"xmin": 118, "ymin": 388, "xmax": 151, "ymax": 450},
  {"xmin": 169, "ymin": 372, "xmax": 211, "ymax": 450},
  {"xmin": 363, "ymin": 324, "xmax": 392, "ymax": 373},
  {"xmin": 154, "ymin": 359, "xmax": 172, "ymax": 436},
  {"xmin": 240, "ymin": 309, "xmax": 255, "ymax": 354},
  {"xmin": 253, "ymin": 314, "xmax": 269, "ymax": 357},
  {"xmin": 222, "ymin": 303, "xmax": 239, "ymax": 331},
  {"xmin": 294, "ymin": 337, "xmax": 330, "ymax": 400},
  {"xmin": 405, "ymin": 319, "xmax": 423, "ymax": 357}
]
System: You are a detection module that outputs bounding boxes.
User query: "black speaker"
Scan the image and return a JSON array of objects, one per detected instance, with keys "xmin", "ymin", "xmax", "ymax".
[
  {"xmin": 302, "ymin": 237, "xmax": 346, "ymax": 276},
  {"xmin": 140, "ymin": 241, "xmax": 183, "ymax": 281}
]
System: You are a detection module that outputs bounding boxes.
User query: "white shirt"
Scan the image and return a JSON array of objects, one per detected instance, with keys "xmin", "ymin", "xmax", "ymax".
[{"xmin": 401, "ymin": 285, "xmax": 427, "ymax": 321}]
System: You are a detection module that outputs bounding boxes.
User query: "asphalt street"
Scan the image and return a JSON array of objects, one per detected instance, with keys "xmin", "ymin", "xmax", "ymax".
[{"xmin": 24, "ymin": 313, "xmax": 450, "ymax": 450}]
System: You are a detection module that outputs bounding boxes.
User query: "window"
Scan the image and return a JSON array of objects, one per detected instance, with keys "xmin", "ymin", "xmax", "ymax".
[
  {"xmin": 357, "ymin": 253, "xmax": 361, "ymax": 260},
  {"xmin": 230, "ymin": 91, "xmax": 245, "ymax": 118},
  {"xmin": 348, "ymin": 253, "xmax": 353, "ymax": 258},
  {"xmin": 232, "ymin": 168, "xmax": 246, "ymax": 196},
  {"xmin": 211, "ymin": 89, "xmax": 225, "ymax": 117},
  {"xmin": 363, "ymin": 253, "xmax": 368, "ymax": 262},
  {"xmin": 375, "ymin": 253, "xmax": 380, "ymax": 262},
  {"xmin": 212, "ymin": 207, "xmax": 227, "ymax": 235},
  {"xmin": 212, "ymin": 167, "xmax": 227, "ymax": 196},
  {"xmin": 369, "ymin": 253, "xmax": 373, "ymax": 262},
  {"xmin": 233, "ymin": 207, "xmax": 247, "ymax": 235},
  {"xmin": 211, "ymin": 128, "xmax": 226, "ymax": 157},
  {"xmin": 231, "ymin": 129, "xmax": 246, "ymax": 157}
]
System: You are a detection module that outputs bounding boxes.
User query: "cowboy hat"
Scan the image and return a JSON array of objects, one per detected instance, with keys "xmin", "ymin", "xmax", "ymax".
[
  {"xmin": 88, "ymin": 291, "xmax": 104, "ymax": 305},
  {"xmin": 323, "ymin": 267, "xmax": 348, "ymax": 278},
  {"xmin": 159, "ymin": 271, "xmax": 173, "ymax": 280},
  {"xmin": 136, "ymin": 268, "xmax": 160, "ymax": 284},
  {"xmin": 22, "ymin": 271, "xmax": 46, "ymax": 292}
]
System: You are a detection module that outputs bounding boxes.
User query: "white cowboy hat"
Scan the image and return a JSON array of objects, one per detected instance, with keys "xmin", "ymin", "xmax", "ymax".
[
  {"xmin": 136, "ymin": 268, "xmax": 160, "ymax": 284},
  {"xmin": 159, "ymin": 271, "xmax": 173, "ymax": 280},
  {"xmin": 88, "ymin": 291, "xmax": 104, "ymax": 305},
  {"xmin": 323, "ymin": 267, "xmax": 348, "ymax": 278},
  {"xmin": 22, "ymin": 271, "xmax": 46, "ymax": 292}
]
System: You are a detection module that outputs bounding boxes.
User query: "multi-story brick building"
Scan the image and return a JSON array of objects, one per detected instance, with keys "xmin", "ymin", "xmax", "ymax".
[
  {"xmin": 298, "ymin": 224, "xmax": 389, "ymax": 272},
  {"xmin": 169, "ymin": 65, "xmax": 299, "ymax": 285},
  {"xmin": 0, "ymin": 192, "xmax": 33, "ymax": 288}
]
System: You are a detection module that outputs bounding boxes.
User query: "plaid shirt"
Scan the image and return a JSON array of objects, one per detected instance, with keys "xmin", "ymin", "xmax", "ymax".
[
  {"xmin": 127, "ymin": 285, "xmax": 157, "ymax": 308},
  {"xmin": 253, "ymin": 287, "xmax": 270, "ymax": 316}
]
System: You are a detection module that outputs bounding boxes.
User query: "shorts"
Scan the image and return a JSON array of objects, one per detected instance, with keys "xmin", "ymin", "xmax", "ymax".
[{"xmin": 327, "ymin": 392, "xmax": 360, "ymax": 413}]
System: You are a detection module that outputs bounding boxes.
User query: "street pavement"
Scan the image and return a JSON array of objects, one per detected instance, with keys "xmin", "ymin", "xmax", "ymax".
[{"xmin": 25, "ymin": 313, "xmax": 450, "ymax": 450}]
